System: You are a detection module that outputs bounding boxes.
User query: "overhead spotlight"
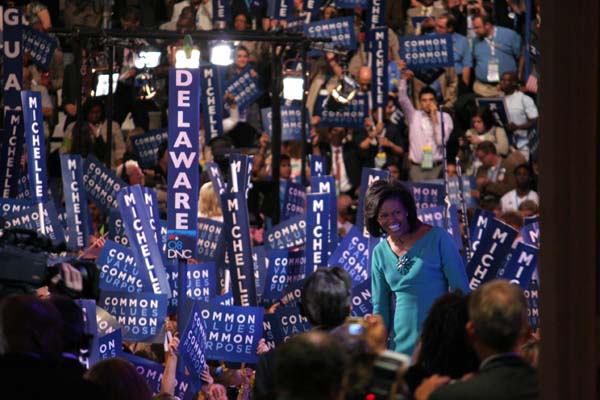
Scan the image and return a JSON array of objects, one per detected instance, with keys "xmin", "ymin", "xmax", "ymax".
[
  {"xmin": 93, "ymin": 72, "xmax": 119, "ymax": 97},
  {"xmin": 175, "ymin": 48, "xmax": 201, "ymax": 68},
  {"xmin": 134, "ymin": 69, "xmax": 158, "ymax": 100},
  {"xmin": 327, "ymin": 75, "xmax": 358, "ymax": 111},
  {"xmin": 134, "ymin": 50, "xmax": 162, "ymax": 69},
  {"xmin": 282, "ymin": 72, "xmax": 304, "ymax": 101},
  {"xmin": 210, "ymin": 43, "xmax": 234, "ymax": 66}
]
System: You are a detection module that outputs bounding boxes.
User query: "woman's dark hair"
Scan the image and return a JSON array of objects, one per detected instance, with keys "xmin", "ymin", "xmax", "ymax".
[
  {"xmin": 364, "ymin": 180, "xmax": 419, "ymax": 238},
  {"xmin": 410, "ymin": 291, "xmax": 478, "ymax": 388},
  {"xmin": 70, "ymin": 98, "xmax": 107, "ymax": 160},
  {"xmin": 300, "ymin": 266, "xmax": 352, "ymax": 330},
  {"xmin": 475, "ymin": 106, "xmax": 497, "ymax": 131},
  {"xmin": 84, "ymin": 357, "xmax": 153, "ymax": 400}
]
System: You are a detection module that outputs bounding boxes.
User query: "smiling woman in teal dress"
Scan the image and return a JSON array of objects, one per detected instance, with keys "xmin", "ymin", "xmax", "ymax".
[{"xmin": 364, "ymin": 180, "xmax": 469, "ymax": 355}]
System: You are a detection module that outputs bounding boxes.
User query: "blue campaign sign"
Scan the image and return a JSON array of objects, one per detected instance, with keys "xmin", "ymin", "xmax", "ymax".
[
  {"xmin": 328, "ymin": 226, "xmax": 370, "ymax": 285},
  {"xmin": 76, "ymin": 299, "xmax": 100, "ymax": 368},
  {"xmin": 0, "ymin": 110, "xmax": 24, "ymax": 198},
  {"xmin": 367, "ymin": 0, "xmax": 385, "ymax": 28},
  {"xmin": 469, "ymin": 208, "xmax": 496, "ymax": 253},
  {"xmin": 3, "ymin": 8, "xmax": 23, "ymax": 109},
  {"xmin": 355, "ymin": 168, "xmax": 390, "ymax": 234},
  {"xmin": 466, "ymin": 219, "xmax": 518, "ymax": 291},
  {"xmin": 180, "ymin": 300, "xmax": 208, "ymax": 380},
  {"xmin": 304, "ymin": 17, "xmax": 357, "ymax": 52},
  {"xmin": 281, "ymin": 106, "xmax": 305, "ymax": 141},
  {"xmin": 205, "ymin": 161, "xmax": 227, "ymax": 205},
  {"xmin": 98, "ymin": 329, "xmax": 123, "ymax": 361},
  {"xmin": 253, "ymin": 246, "xmax": 269, "ymax": 302},
  {"xmin": 83, "ymin": 155, "xmax": 127, "ymax": 212},
  {"xmin": 350, "ymin": 279, "xmax": 373, "ymax": 317},
  {"xmin": 369, "ymin": 28, "xmax": 389, "ymax": 108},
  {"xmin": 476, "ymin": 97, "xmax": 510, "ymax": 127},
  {"xmin": 99, "ymin": 291, "xmax": 168, "ymax": 343},
  {"xmin": 417, "ymin": 205, "xmax": 463, "ymax": 250},
  {"xmin": 95, "ymin": 306, "xmax": 122, "ymax": 336},
  {"xmin": 222, "ymin": 192, "xmax": 257, "ymax": 306},
  {"xmin": 229, "ymin": 153, "xmax": 253, "ymax": 197},
  {"xmin": 98, "ymin": 240, "xmax": 154, "ymax": 294},
  {"xmin": 123, "ymin": 353, "xmax": 196, "ymax": 400},
  {"xmin": 404, "ymin": 181, "xmax": 445, "ymax": 209},
  {"xmin": 282, "ymin": 181, "xmax": 306, "ymax": 221},
  {"xmin": 268, "ymin": 0, "xmax": 293, "ymax": 20},
  {"xmin": 197, "ymin": 218, "xmax": 225, "ymax": 262},
  {"xmin": 60, "ymin": 154, "xmax": 91, "ymax": 250},
  {"xmin": 279, "ymin": 279, "xmax": 304, "ymax": 307},
  {"xmin": 3, "ymin": 201, "xmax": 65, "ymax": 245},
  {"xmin": 201, "ymin": 303, "xmax": 264, "ymax": 363},
  {"xmin": 265, "ymin": 214, "xmax": 307, "ymax": 250},
  {"xmin": 263, "ymin": 249, "xmax": 306, "ymax": 302},
  {"xmin": 270, "ymin": 306, "xmax": 311, "ymax": 344},
  {"xmin": 16, "ymin": 174, "xmax": 30, "ymax": 199},
  {"xmin": 21, "ymin": 91, "xmax": 48, "ymax": 202},
  {"xmin": 262, "ymin": 314, "xmax": 278, "ymax": 350},
  {"xmin": 261, "ymin": 108, "xmax": 273, "ymax": 137},
  {"xmin": 305, "ymin": 193, "xmax": 331, "ymax": 272},
  {"xmin": 117, "ymin": 185, "xmax": 171, "ymax": 295},
  {"xmin": 500, "ymin": 242, "xmax": 538, "ymax": 290},
  {"xmin": 167, "ymin": 68, "xmax": 201, "ymax": 260},
  {"xmin": 430, "ymin": 177, "xmax": 477, "ymax": 209},
  {"xmin": 22, "ymin": 26, "xmax": 57, "ymax": 70},
  {"xmin": 142, "ymin": 187, "xmax": 163, "ymax": 251},
  {"xmin": 521, "ymin": 222, "xmax": 540, "ymax": 248},
  {"xmin": 224, "ymin": 67, "xmax": 264, "ymax": 110},
  {"xmin": 212, "ymin": 0, "xmax": 231, "ymax": 26},
  {"xmin": 310, "ymin": 155, "xmax": 326, "ymax": 177},
  {"xmin": 400, "ymin": 34, "xmax": 454, "ymax": 69},
  {"xmin": 524, "ymin": 279, "xmax": 540, "ymax": 332},
  {"xmin": 0, "ymin": 198, "xmax": 34, "ymax": 218},
  {"xmin": 108, "ymin": 209, "xmax": 130, "ymax": 247},
  {"xmin": 200, "ymin": 65, "xmax": 225, "ymax": 144},
  {"xmin": 335, "ymin": 0, "xmax": 368, "ymax": 8},
  {"xmin": 131, "ymin": 129, "xmax": 169, "ymax": 169},
  {"xmin": 285, "ymin": 17, "xmax": 306, "ymax": 33},
  {"xmin": 211, "ymin": 292, "xmax": 234, "ymax": 306},
  {"xmin": 315, "ymin": 94, "xmax": 368, "ymax": 128},
  {"xmin": 310, "ymin": 175, "xmax": 338, "ymax": 250}
]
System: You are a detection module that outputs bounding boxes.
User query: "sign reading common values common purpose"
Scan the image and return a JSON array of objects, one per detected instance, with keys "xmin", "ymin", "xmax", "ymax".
[
  {"xmin": 100, "ymin": 291, "xmax": 167, "ymax": 343},
  {"xmin": 224, "ymin": 67, "xmax": 263, "ymax": 110},
  {"xmin": 282, "ymin": 181, "xmax": 306, "ymax": 221},
  {"xmin": 3, "ymin": 201, "xmax": 65, "ymax": 245},
  {"xmin": 263, "ymin": 249, "xmax": 306, "ymax": 302},
  {"xmin": 197, "ymin": 218, "xmax": 225, "ymax": 262},
  {"xmin": 180, "ymin": 300, "xmax": 208, "ymax": 381},
  {"xmin": 84, "ymin": 155, "xmax": 127, "ymax": 212},
  {"xmin": 351, "ymin": 279, "xmax": 373, "ymax": 317},
  {"xmin": 200, "ymin": 303, "xmax": 264, "ymax": 363},
  {"xmin": 314, "ymin": 94, "xmax": 368, "ymax": 128},
  {"xmin": 22, "ymin": 26, "xmax": 57, "ymax": 70},
  {"xmin": 399, "ymin": 34, "xmax": 454, "ymax": 69},
  {"xmin": 131, "ymin": 129, "xmax": 169, "ymax": 169},
  {"xmin": 405, "ymin": 181, "xmax": 445, "ymax": 209},
  {"xmin": 328, "ymin": 226, "xmax": 370, "ymax": 285},
  {"xmin": 265, "ymin": 214, "xmax": 307, "ymax": 250},
  {"xmin": 304, "ymin": 17, "xmax": 357, "ymax": 53},
  {"xmin": 167, "ymin": 68, "xmax": 201, "ymax": 260},
  {"xmin": 98, "ymin": 240, "xmax": 154, "ymax": 294}
]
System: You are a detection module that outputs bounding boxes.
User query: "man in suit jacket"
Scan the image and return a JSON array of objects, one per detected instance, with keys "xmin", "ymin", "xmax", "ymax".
[
  {"xmin": 474, "ymin": 140, "xmax": 526, "ymax": 199},
  {"xmin": 415, "ymin": 280, "xmax": 539, "ymax": 400}
]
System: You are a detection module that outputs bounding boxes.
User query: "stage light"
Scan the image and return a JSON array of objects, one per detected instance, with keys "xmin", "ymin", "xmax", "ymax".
[
  {"xmin": 175, "ymin": 48, "xmax": 201, "ymax": 68},
  {"xmin": 327, "ymin": 74, "xmax": 358, "ymax": 111},
  {"xmin": 210, "ymin": 43, "xmax": 234, "ymax": 66},
  {"xmin": 282, "ymin": 73, "xmax": 304, "ymax": 101},
  {"xmin": 134, "ymin": 50, "xmax": 162, "ymax": 69}
]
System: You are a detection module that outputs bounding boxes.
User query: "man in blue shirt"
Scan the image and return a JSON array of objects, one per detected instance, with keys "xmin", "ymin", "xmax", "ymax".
[
  {"xmin": 435, "ymin": 13, "xmax": 472, "ymax": 94},
  {"xmin": 472, "ymin": 14, "xmax": 522, "ymax": 97}
]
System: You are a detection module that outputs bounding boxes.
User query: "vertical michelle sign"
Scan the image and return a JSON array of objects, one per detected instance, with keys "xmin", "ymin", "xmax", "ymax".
[
  {"xmin": 60, "ymin": 154, "xmax": 91, "ymax": 249},
  {"xmin": 167, "ymin": 68, "xmax": 201, "ymax": 260},
  {"xmin": 21, "ymin": 91, "xmax": 48, "ymax": 201}
]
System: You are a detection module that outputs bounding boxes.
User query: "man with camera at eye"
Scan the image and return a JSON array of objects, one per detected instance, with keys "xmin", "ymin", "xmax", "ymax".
[{"xmin": 415, "ymin": 280, "xmax": 539, "ymax": 400}]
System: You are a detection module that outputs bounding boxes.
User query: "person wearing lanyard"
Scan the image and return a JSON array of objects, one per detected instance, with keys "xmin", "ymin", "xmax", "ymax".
[
  {"xmin": 500, "ymin": 164, "xmax": 539, "ymax": 212},
  {"xmin": 397, "ymin": 70, "xmax": 453, "ymax": 182},
  {"xmin": 471, "ymin": 14, "xmax": 523, "ymax": 97}
]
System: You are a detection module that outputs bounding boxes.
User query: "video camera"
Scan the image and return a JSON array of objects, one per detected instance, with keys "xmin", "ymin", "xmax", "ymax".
[{"xmin": 0, "ymin": 227, "xmax": 99, "ymax": 299}]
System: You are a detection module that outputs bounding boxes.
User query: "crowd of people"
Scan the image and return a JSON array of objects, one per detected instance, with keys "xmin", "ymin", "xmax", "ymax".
[{"xmin": 1, "ymin": 0, "xmax": 542, "ymax": 399}]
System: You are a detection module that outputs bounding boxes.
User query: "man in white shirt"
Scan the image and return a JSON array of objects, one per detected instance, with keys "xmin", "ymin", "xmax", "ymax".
[
  {"xmin": 398, "ymin": 75, "xmax": 453, "ymax": 181},
  {"xmin": 500, "ymin": 164, "xmax": 539, "ymax": 212},
  {"xmin": 501, "ymin": 72, "xmax": 539, "ymax": 161}
]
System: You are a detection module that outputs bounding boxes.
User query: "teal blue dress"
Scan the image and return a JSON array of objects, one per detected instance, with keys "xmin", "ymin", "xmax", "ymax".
[{"xmin": 371, "ymin": 226, "xmax": 469, "ymax": 355}]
